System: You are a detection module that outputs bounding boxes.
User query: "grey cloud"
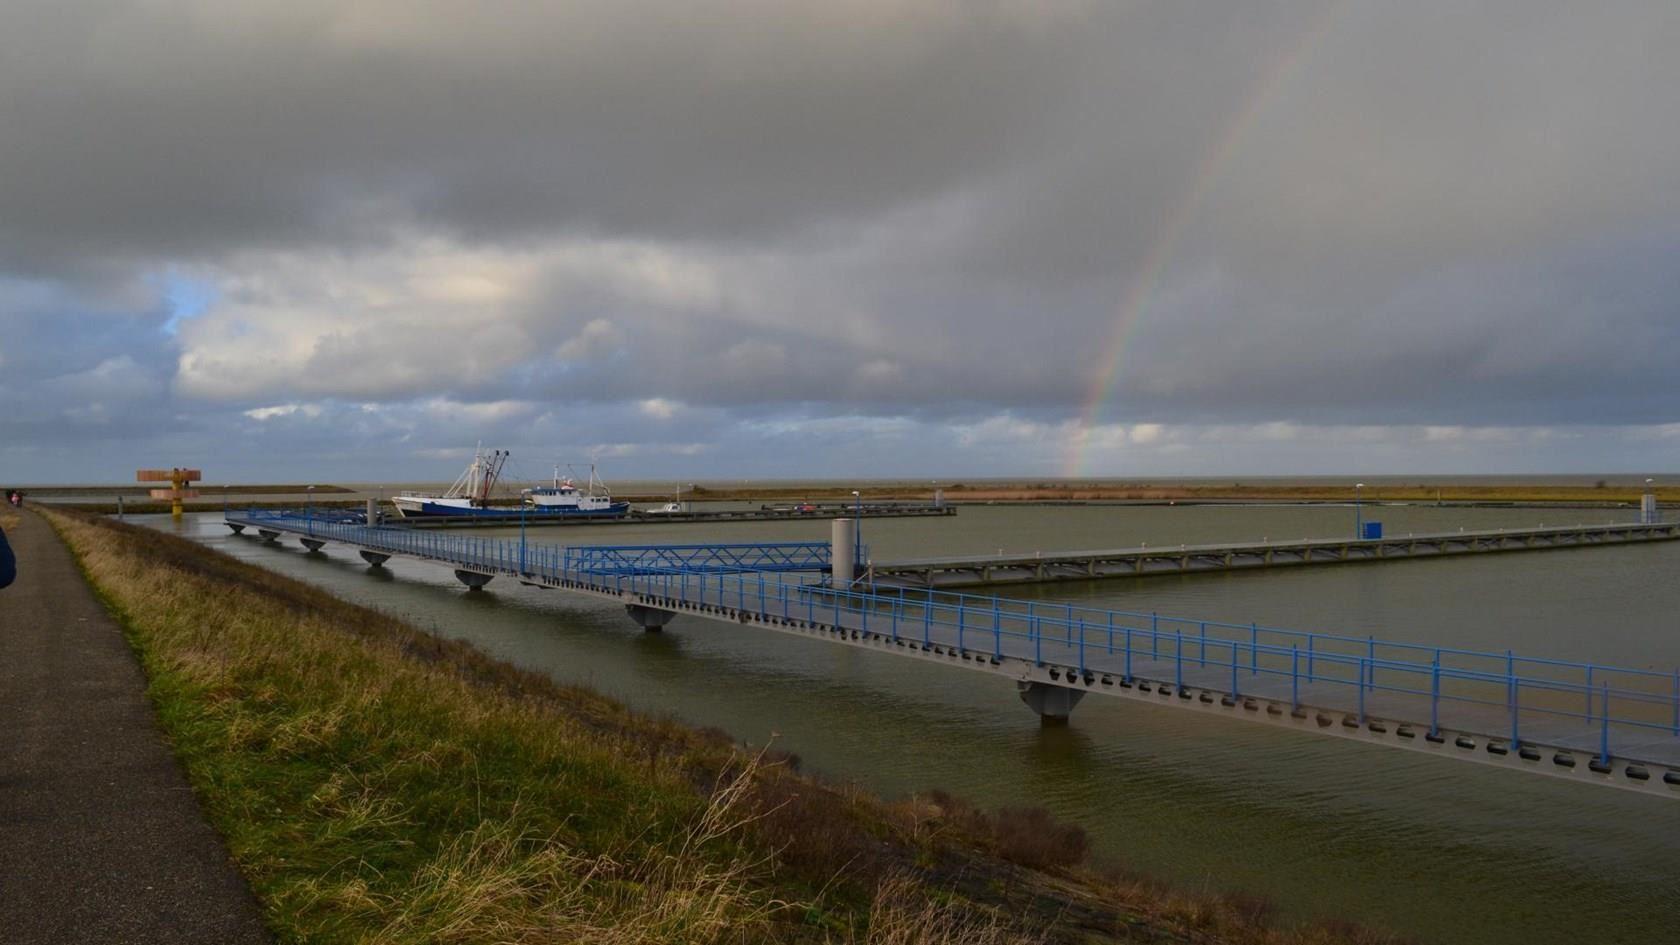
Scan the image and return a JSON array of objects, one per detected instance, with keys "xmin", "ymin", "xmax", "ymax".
[{"xmin": 5, "ymin": 1, "xmax": 1680, "ymax": 478}]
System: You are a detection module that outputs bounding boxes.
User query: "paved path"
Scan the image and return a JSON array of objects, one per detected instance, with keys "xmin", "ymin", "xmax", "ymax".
[{"xmin": 0, "ymin": 510, "xmax": 270, "ymax": 944}]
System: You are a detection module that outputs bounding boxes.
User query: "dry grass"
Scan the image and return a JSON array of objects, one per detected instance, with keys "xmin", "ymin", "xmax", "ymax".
[{"xmin": 43, "ymin": 507, "xmax": 1419, "ymax": 945}]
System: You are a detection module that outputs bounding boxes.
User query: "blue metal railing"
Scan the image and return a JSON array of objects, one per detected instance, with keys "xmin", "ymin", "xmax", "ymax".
[
  {"xmin": 562, "ymin": 542, "xmax": 833, "ymax": 575},
  {"xmin": 231, "ymin": 509, "xmax": 1680, "ymax": 765}
]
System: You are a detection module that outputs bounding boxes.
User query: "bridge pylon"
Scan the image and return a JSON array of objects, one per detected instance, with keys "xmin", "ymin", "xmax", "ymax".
[{"xmin": 1018, "ymin": 681, "xmax": 1086, "ymax": 723}]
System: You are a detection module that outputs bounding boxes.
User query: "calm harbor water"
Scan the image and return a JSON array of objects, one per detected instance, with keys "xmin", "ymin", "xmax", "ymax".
[{"xmin": 148, "ymin": 504, "xmax": 1679, "ymax": 943}]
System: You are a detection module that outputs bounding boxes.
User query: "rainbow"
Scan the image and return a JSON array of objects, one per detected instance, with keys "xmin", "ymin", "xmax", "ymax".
[{"xmin": 1061, "ymin": 4, "xmax": 1352, "ymax": 478}]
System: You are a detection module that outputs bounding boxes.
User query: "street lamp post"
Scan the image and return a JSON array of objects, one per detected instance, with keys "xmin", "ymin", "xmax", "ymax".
[
  {"xmin": 851, "ymin": 489, "xmax": 863, "ymax": 570},
  {"xmin": 519, "ymin": 495, "xmax": 528, "ymax": 572},
  {"xmin": 307, "ymin": 484, "xmax": 315, "ymax": 537},
  {"xmin": 1354, "ymin": 482, "xmax": 1365, "ymax": 538}
]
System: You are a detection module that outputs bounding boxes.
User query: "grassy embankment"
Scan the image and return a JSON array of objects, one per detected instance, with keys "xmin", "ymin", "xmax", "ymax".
[
  {"xmin": 27, "ymin": 484, "xmax": 359, "ymax": 516},
  {"xmin": 44, "ymin": 507, "xmax": 1407, "ymax": 945}
]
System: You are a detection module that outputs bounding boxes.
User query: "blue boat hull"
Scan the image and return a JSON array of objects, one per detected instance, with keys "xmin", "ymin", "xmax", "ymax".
[{"xmin": 412, "ymin": 501, "xmax": 630, "ymax": 519}]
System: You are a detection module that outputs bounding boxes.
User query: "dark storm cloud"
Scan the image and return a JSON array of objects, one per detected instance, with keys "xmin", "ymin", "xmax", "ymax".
[
  {"xmin": 0, "ymin": 1, "xmax": 1092, "ymax": 270},
  {"xmin": 4, "ymin": 1, "xmax": 1680, "ymax": 479}
]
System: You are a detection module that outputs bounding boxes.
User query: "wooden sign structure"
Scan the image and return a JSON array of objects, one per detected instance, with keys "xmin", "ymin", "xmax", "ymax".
[{"xmin": 137, "ymin": 468, "xmax": 202, "ymax": 518}]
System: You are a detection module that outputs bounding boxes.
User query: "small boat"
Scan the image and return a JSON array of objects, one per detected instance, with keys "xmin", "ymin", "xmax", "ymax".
[
  {"xmin": 644, "ymin": 502, "xmax": 685, "ymax": 515},
  {"xmin": 523, "ymin": 464, "xmax": 630, "ymax": 517},
  {"xmin": 391, "ymin": 445, "xmax": 510, "ymax": 517}
]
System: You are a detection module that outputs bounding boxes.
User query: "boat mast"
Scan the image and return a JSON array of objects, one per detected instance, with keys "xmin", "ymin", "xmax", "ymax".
[{"xmin": 478, "ymin": 450, "xmax": 508, "ymax": 505}]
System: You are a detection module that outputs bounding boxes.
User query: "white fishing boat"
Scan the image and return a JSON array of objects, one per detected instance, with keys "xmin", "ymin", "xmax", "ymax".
[
  {"xmin": 391, "ymin": 445, "xmax": 510, "ymax": 517},
  {"xmin": 522, "ymin": 464, "xmax": 631, "ymax": 517}
]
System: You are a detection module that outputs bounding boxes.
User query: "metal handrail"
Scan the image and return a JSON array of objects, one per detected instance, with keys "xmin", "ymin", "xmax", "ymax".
[{"xmin": 229, "ymin": 509, "xmax": 1680, "ymax": 758}]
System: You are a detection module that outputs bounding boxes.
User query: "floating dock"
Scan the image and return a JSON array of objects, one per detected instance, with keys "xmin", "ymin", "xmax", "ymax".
[
  {"xmin": 222, "ymin": 510, "xmax": 1680, "ymax": 799},
  {"xmin": 870, "ymin": 520, "xmax": 1680, "ymax": 588}
]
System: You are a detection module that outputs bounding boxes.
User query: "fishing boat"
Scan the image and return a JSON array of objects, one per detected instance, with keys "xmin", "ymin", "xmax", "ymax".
[
  {"xmin": 522, "ymin": 464, "xmax": 631, "ymax": 517},
  {"xmin": 391, "ymin": 450, "xmax": 631, "ymax": 520},
  {"xmin": 390, "ymin": 445, "xmax": 510, "ymax": 517}
]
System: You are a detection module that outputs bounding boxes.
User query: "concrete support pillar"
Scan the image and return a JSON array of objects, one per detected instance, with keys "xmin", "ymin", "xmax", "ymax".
[
  {"xmin": 1642, "ymin": 493, "xmax": 1657, "ymax": 525},
  {"xmin": 257, "ymin": 529, "xmax": 280, "ymax": 542},
  {"xmin": 625, "ymin": 603, "xmax": 676, "ymax": 632},
  {"xmin": 454, "ymin": 569, "xmax": 494, "ymax": 590},
  {"xmin": 366, "ymin": 497, "xmax": 379, "ymax": 526},
  {"xmin": 359, "ymin": 550, "xmax": 391, "ymax": 567},
  {"xmin": 1017, "ymin": 681, "xmax": 1085, "ymax": 723},
  {"xmin": 831, "ymin": 518, "xmax": 856, "ymax": 586},
  {"xmin": 227, "ymin": 523, "xmax": 245, "ymax": 534},
  {"xmin": 300, "ymin": 538, "xmax": 326, "ymax": 552}
]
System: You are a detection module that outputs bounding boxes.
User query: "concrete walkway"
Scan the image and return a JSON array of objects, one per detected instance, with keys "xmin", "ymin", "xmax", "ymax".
[{"xmin": 0, "ymin": 510, "xmax": 271, "ymax": 944}]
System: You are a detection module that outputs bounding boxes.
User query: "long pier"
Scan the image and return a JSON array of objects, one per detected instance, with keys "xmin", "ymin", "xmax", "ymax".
[
  {"xmin": 392, "ymin": 502, "xmax": 954, "ymax": 529},
  {"xmin": 223, "ymin": 509, "xmax": 1680, "ymax": 799},
  {"xmin": 871, "ymin": 520, "xmax": 1680, "ymax": 588}
]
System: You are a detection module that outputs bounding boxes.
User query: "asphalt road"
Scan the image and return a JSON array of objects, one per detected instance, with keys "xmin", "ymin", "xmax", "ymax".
[{"xmin": 0, "ymin": 510, "xmax": 270, "ymax": 944}]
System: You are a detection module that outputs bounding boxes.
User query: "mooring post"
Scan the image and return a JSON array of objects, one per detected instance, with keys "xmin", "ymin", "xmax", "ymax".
[{"xmin": 830, "ymin": 518, "xmax": 856, "ymax": 587}]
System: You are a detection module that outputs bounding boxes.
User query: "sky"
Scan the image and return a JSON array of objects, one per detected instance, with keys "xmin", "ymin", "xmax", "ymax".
[{"xmin": 2, "ymin": 1, "xmax": 1678, "ymax": 484}]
